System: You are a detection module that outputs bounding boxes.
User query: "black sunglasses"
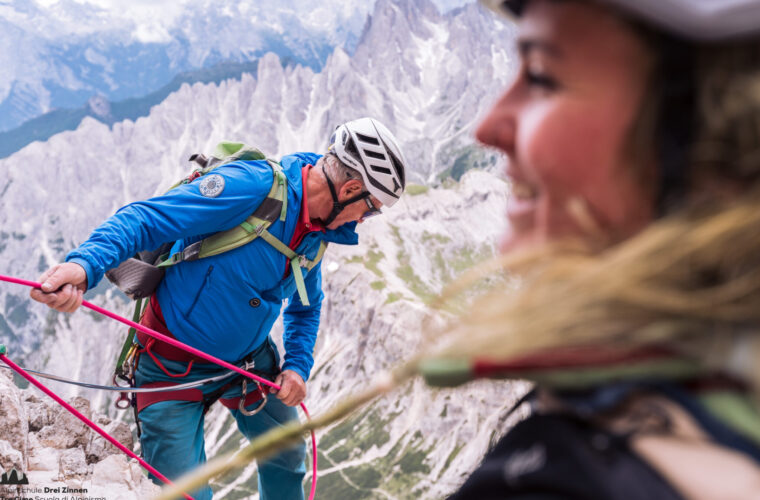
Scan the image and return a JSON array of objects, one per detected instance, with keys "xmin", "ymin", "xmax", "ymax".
[{"xmin": 361, "ymin": 195, "xmax": 382, "ymax": 221}]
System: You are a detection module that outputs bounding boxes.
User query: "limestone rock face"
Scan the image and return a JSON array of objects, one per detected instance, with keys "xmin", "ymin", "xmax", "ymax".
[
  {"xmin": 0, "ymin": 371, "xmax": 27, "ymax": 465},
  {"xmin": 25, "ymin": 393, "xmax": 55, "ymax": 432},
  {"xmin": 59, "ymin": 447, "xmax": 87, "ymax": 480},
  {"xmin": 86, "ymin": 415, "xmax": 134, "ymax": 464},
  {"xmin": 28, "ymin": 446, "xmax": 59, "ymax": 472},
  {"xmin": 0, "ymin": 372, "xmax": 158, "ymax": 499},
  {"xmin": 0, "ymin": 439, "xmax": 23, "ymax": 472}
]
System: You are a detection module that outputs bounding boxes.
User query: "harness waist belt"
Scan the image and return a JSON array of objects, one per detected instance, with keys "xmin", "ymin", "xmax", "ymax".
[{"xmin": 137, "ymin": 296, "xmax": 212, "ymax": 364}]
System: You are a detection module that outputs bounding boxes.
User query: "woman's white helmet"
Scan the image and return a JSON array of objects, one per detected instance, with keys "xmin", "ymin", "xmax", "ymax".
[
  {"xmin": 480, "ymin": 0, "xmax": 760, "ymax": 41},
  {"xmin": 328, "ymin": 117, "xmax": 407, "ymax": 207}
]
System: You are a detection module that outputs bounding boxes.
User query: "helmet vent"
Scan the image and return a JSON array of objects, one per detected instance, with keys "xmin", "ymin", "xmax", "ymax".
[
  {"xmin": 344, "ymin": 136, "xmax": 362, "ymax": 162},
  {"xmin": 356, "ymin": 133, "xmax": 380, "ymax": 145},
  {"xmin": 370, "ymin": 165, "xmax": 392, "ymax": 175},
  {"xmin": 387, "ymin": 148, "xmax": 406, "ymax": 188},
  {"xmin": 364, "ymin": 150, "xmax": 386, "ymax": 160}
]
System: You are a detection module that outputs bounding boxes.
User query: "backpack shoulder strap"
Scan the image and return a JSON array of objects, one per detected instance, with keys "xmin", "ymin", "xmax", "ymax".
[
  {"xmin": 256, "ymin": 231, "xmax": 327, "ymax": 306},
  {"xmin": 158, "ymin": 159, "xmax": 286, "ymax": 267},
  {"xmin": 158, "ymin": 153, "xmax": 327, "ymax": 307}
]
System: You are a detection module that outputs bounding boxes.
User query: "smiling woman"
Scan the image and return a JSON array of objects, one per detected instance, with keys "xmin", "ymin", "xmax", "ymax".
[
  {"xmin": 423, "ymin": 0, "xmax": 760, "ymax": 499},
  {"xmin": 480, "ymin": 0, "xmax": 659, "ymax": 252}
]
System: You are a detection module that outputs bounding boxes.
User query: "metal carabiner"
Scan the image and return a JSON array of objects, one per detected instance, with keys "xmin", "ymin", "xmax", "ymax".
[
  {"xmin": 239, "ymin": 379, "xmax": 267, "ymax": 416},
  {"xmin": 239, "ymin": 359, "xmax": 267, "ymax": 416},
  {"xmin": 114, "ymin": 391, "xmax": 132, "ymax": 410},
  {"xmin": 112, "ymin": 372, "xmax": 134, "ymax": 410}
]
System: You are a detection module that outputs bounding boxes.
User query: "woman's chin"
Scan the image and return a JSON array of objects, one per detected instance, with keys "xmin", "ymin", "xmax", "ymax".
[{"xmin": 499, "ymin": 227, "xmax": 540, "ymax": 255}]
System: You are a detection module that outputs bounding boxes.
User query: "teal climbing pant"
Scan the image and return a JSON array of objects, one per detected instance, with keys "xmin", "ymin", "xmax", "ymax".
[{"xmin": 134, "ymin": 337, "xmax": 306, "ymax": 500}]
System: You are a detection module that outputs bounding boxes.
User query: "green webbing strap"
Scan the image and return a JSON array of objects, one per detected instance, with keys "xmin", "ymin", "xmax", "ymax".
[
  {"xmin": 157, "ymin": 159, "xmax": 287, "ymax": 268},
  {"xmin": 279, "ymin": 177, "xmax": 287, "ymax": 221},
  {"xmin": 240, "ymin": 221, "xmax": 257, "ymax": 233},
  {"xmin": 0, "ymin": 344, "xmax": 6, "ymax": 355},
  {"xmin": 308, "ymin": 242, "xmax": 328, "ymax": 271},
  {"xmin": 116, "ymin": 298, "xmax": 145, "ymax": 373},
  {"xmin": 259, "ymin": 229, "xmax": 320, "ymax": 306},
  {"xmin": 266, "ymin": 160, "xmax": 288, "ymax": 222},
  {"xmin": 259, "ymin": 229, "xmax": 298, "ymax": 260},
  {"xmin": 290, "ymin": 259, "xmax": 310, "ymax": 306},
  {"xmin": 156, "ymin": 252, "xmax": 184, "ymax": 268}
]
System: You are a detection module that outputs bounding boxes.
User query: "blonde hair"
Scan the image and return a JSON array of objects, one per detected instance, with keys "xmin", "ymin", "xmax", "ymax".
[{"xmin": 424, "ymin": 41, "xmax": 760, "ymax": 391}]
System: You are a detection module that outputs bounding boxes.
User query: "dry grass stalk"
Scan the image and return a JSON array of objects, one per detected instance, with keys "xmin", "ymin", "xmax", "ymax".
[
  {"xmin": 155, "ymin": 361, "xmax": 418, "ymax": 500},
  {"xmin": 155, "ymin": 189, "xmax": 760, "ymax": 499},
  {"xmin": 428, "ymin": 191, "xmax": 760, "ymax": 387}
]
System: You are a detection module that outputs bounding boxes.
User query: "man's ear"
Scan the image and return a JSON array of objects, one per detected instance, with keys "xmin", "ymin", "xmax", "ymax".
[{"xmin": 340, "ymin": 179, "xmax": 364, "ymax": 198}]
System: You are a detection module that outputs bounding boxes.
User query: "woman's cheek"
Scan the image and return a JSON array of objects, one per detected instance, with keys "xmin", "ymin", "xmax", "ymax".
[{"xmin": 519, "ymin": 101, "xmax": 593, "ymax": 192}]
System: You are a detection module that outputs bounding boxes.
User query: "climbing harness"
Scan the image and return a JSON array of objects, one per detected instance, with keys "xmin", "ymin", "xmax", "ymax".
[
  {"xmin": 0, "ymin": 274, "xmax": 319, "ymax": 500},
  {"xmin": 238, "ymin": 374, "xmax": 267, "ymax": 417}
]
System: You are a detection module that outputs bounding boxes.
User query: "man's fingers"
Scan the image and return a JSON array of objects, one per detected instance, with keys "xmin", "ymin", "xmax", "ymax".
[
  {"xmin": 50, "ymin": 289, "xmax": 74, "ymax": 312},
  {"xmin": 36, "ymin": 265, "xmax": 59, "ymax": 289},
  {"xmin": 57, "ymin": 285, "xmax": 76, "ymax": 311},
  {"xmin": 58, "ymin": 285, "xmax": 83, "ymax": 313},
  {"xmin": 269, "ymin": 371, "xmax": 305, "ymax": 405},
  {"xmin": 30, "ymin": 288, "xmax": 55, "ymax": 303},
  {"xmin": 30, "ymin": 263, "xmax": 88, "ymax": 312},
  {"xmin": 270, "ymin": 374, "xmax": 283, "ymax": 394},
  {"xmin": 40, "ymin": 266, "xmax": 67, "ymax": 292},
  {"xmin": 31, "ymin": 266, "xmax": 60, "ymax": 298},
  {"xmin": 30, "ymin": 283, "xmax": 84, "ymax": 313},
  {"xmin": 277, "ymin": 378, "xmax": 293, "ymax": 401}
]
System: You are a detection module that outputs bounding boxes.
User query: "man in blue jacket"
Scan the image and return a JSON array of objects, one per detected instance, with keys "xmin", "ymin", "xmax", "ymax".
[{"xmin": 30, "ymin": 117, "xmax": 408, "ymax": 500}]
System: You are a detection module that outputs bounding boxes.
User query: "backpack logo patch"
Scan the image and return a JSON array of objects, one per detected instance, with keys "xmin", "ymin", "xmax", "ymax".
[{"xmin": 199, "ymin": 174, "xmax": 225, "ymax": 198}]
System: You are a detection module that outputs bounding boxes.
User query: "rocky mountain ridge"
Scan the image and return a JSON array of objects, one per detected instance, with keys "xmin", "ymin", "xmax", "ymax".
[
  {"xmin": 0, "ymin": 0, "xmax": 522, "ymax": 497},
  {"xmin": 0, "ymin": 0, "xmax": 473, "ymax": 134}
]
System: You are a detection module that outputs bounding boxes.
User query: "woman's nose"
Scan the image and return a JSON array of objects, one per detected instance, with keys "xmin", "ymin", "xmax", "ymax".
[{"xmin": 475, "ymin": 89, "xmax": 517, "ymax": 156}]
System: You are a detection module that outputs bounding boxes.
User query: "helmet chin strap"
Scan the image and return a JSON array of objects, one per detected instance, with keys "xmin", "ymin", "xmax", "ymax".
[{"xmin": 322, "ymin": 165, "xmax": 369, "ymax": 226}]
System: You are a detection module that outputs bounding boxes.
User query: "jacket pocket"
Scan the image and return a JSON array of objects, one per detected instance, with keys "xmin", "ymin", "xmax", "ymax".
[{"xmin": 185, "ymin": 265, "xmax": 213, "ymax": 317}]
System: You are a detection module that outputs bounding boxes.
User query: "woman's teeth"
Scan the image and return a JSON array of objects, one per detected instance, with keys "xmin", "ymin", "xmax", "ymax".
[{"xmin": 511, "ymin": 181, "xmax": 538, "ymax": 200}]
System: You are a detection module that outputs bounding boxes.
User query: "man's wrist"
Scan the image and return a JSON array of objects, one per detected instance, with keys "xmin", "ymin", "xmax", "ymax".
[
  {"xmin": 281, "ymin": 364, "xmax": 308, "ymax": 383},
  {"xmin": 64, "ymin": 258, "xmax": 93, "ymax": 290}
]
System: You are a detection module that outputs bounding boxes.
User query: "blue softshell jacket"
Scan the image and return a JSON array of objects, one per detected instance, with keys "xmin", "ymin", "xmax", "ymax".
[{"xmin": 66, "ymin": 153, "xmax": 359, "ymax": 382}]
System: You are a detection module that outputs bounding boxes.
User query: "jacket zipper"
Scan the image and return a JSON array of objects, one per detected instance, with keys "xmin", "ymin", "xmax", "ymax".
[{"xmin": 186, "ymin": 265, "xmax": 213, "ymax": 317}]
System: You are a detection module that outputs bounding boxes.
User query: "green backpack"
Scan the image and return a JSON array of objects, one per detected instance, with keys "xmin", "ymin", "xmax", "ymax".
[{"xmin": 107, "ymin": 141, "xmax": 326, "ymax": 379}]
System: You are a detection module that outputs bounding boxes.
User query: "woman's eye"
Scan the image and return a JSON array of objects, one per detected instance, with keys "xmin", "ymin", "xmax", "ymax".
[{"xmin": 525, "ymin": 70, "xmax": 559, "ymax": 91}]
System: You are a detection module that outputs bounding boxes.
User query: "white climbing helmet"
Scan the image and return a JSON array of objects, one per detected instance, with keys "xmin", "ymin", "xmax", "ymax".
[
  {"xmin": 480, "ymin": 0, "xmax": 760, "ymax": 41},
  {"xmin": 328, "ymin": 117, "xmax": 407, "ymax": 207}
]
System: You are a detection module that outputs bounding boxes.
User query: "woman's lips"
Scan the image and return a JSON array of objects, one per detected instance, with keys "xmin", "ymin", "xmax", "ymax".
[{"xmin": 507, "ymin": 178, "xmax": 539, "ymax": 231}]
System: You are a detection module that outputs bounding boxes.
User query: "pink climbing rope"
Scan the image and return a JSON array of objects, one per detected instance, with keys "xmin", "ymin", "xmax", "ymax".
[
  {"xmin": 0, "ymin": 274, "xmax": 318, "ymax": 499},
  {"xmin": 0, "ymin": 353, "xmax": 193, "ymax": 500}
]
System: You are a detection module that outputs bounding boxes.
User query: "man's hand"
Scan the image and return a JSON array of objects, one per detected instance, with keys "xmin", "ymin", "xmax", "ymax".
[
  {"xmin": 271, "ymin": 369, "xmax": 306, "ymax": 407},
  {"xmin": 29, "ymin": 263, "xmax": 88, "ymax": 313}
]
